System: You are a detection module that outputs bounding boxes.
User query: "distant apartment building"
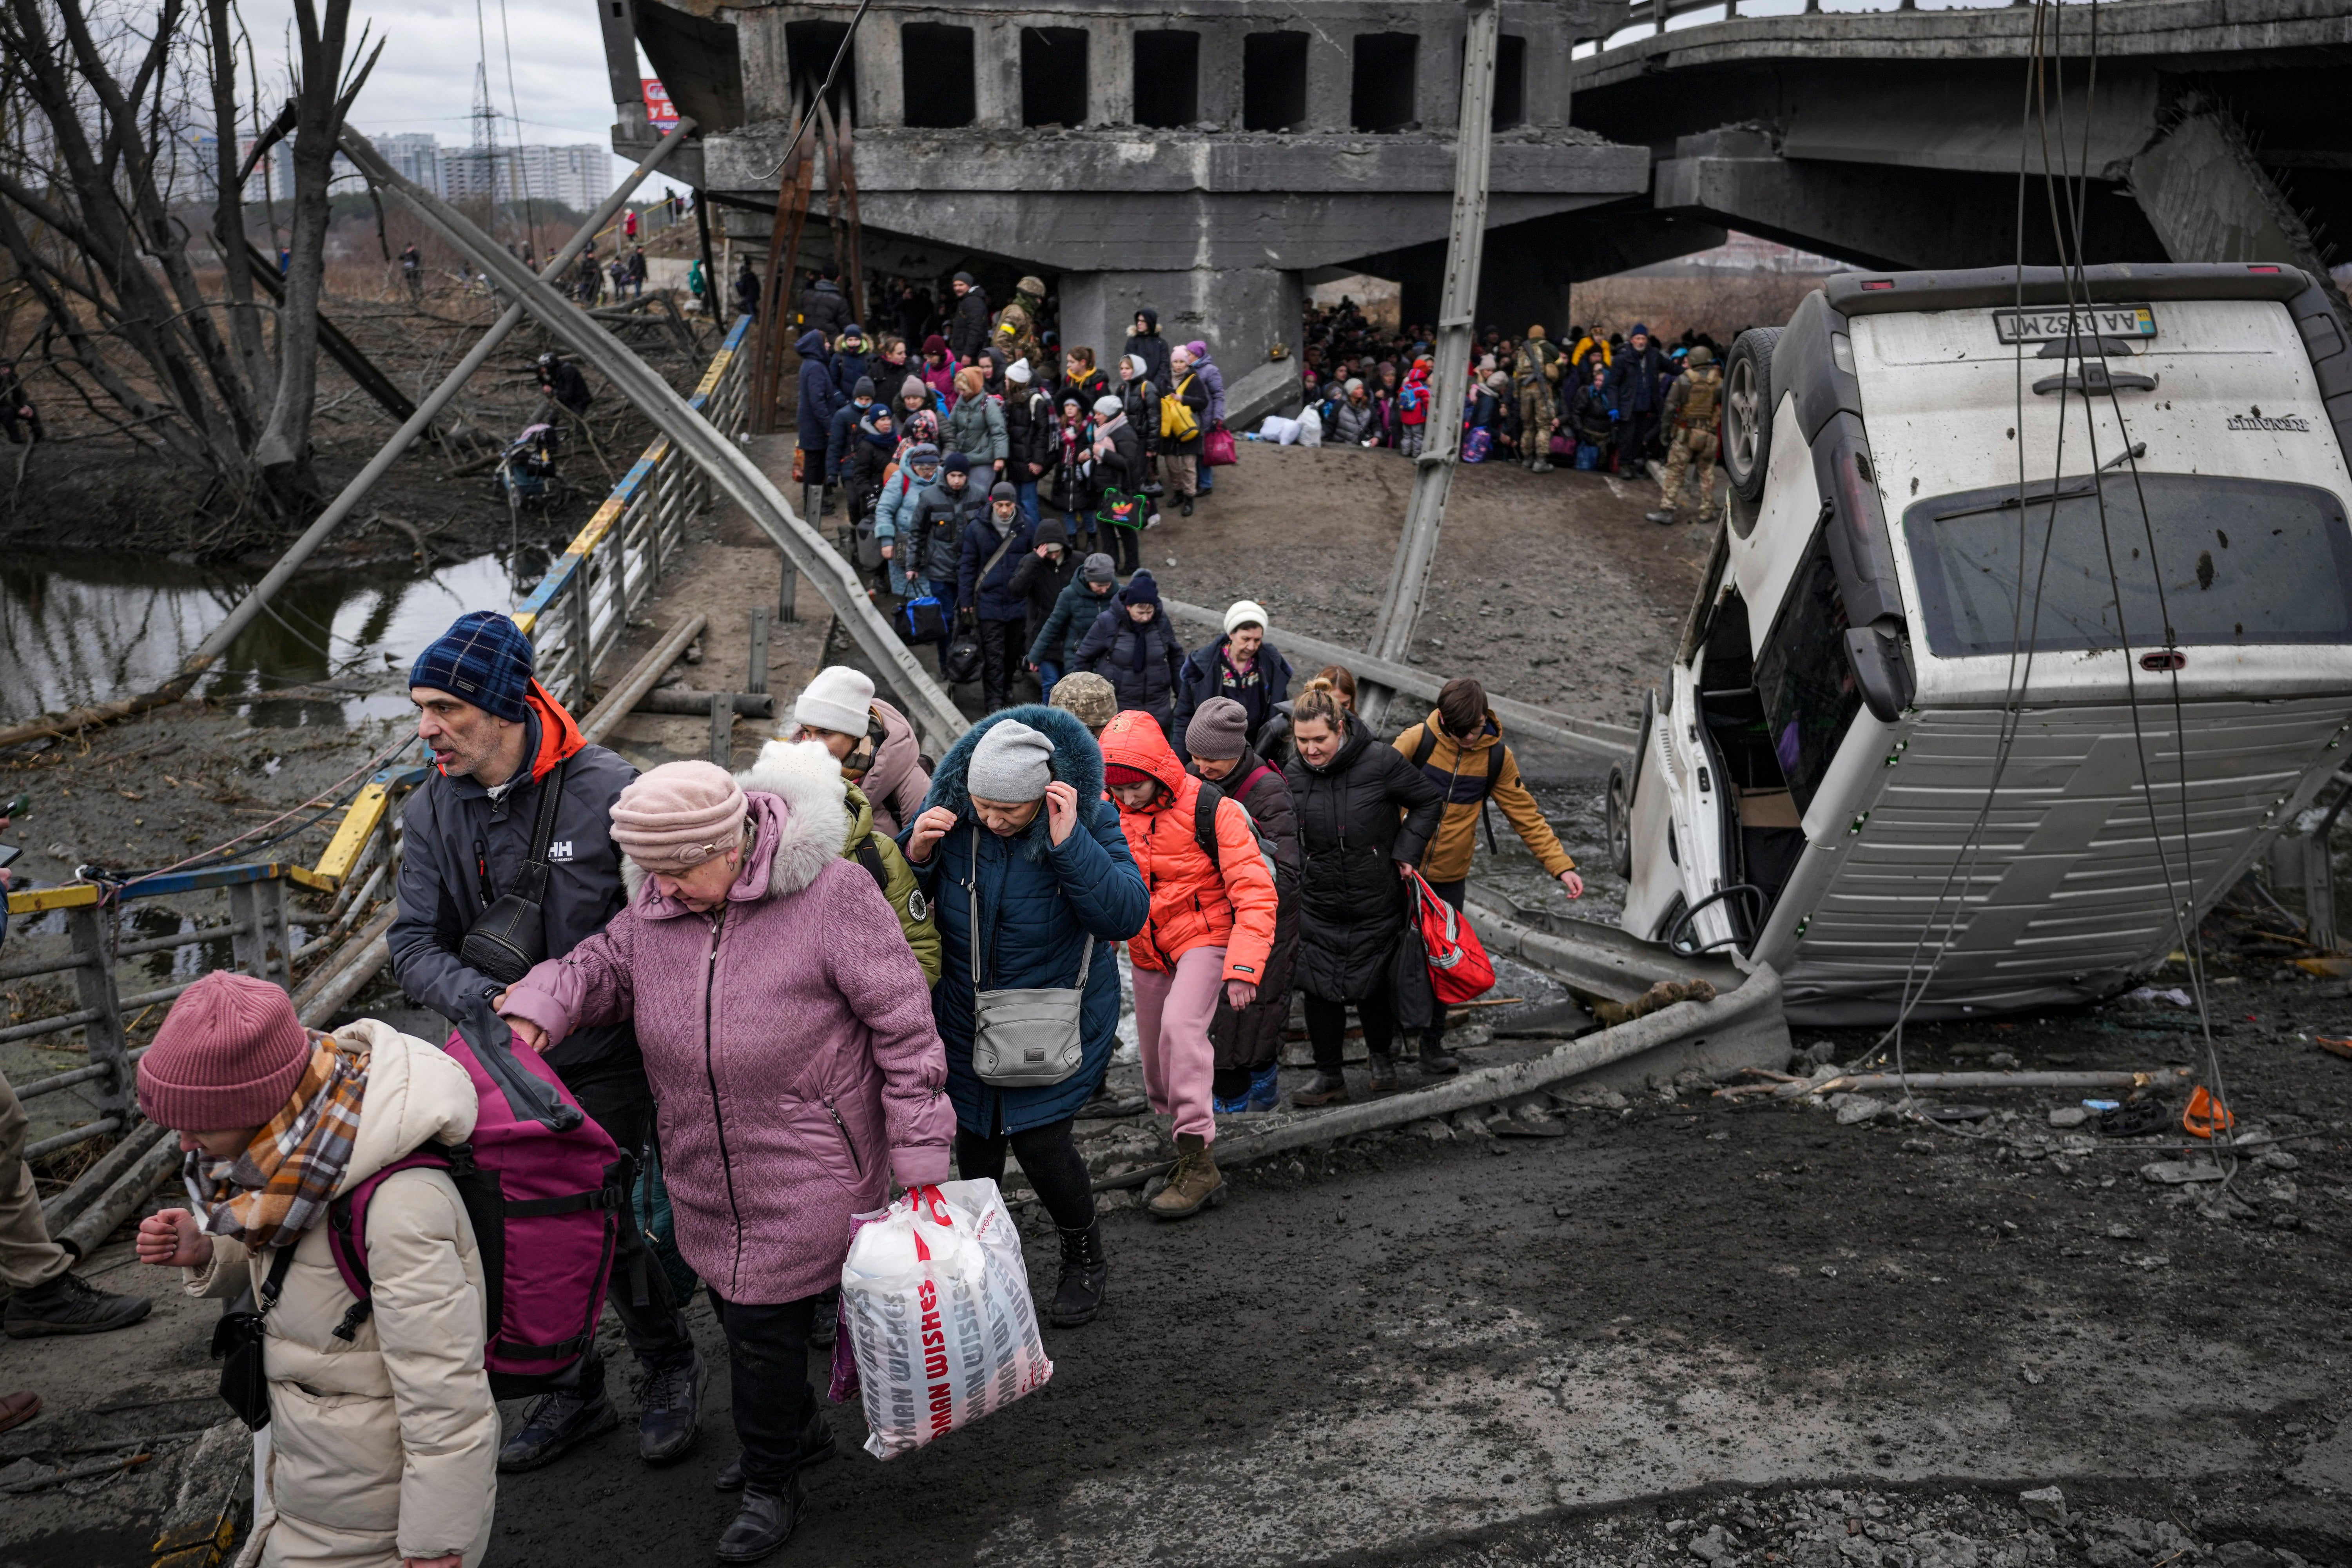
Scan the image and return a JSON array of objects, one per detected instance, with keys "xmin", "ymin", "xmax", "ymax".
[{"xmin": 439, "ymin": 141, "xmax": 611, "ymax": 212}]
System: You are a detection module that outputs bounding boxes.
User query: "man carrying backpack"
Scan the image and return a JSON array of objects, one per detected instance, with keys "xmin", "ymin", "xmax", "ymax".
[
  {"xmin": 133, "ymin": 973, "xmax": 498, "ymax": 1568},
  {"xmin": 1392, "ymin": 678, "xmax": 1582, "ymax": 1078},
  {"xmin": 1097, "ymin": 711, "xmax": 1279, "ymax": 1222},
  {"xmin": 391, "ymin": 611, "xmax": 704, "ymax": 1474}
]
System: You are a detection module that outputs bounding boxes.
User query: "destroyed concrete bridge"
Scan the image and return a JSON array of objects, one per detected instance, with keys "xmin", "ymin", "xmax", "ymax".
[{"xmin": 606, "ymin": 0, "xmax": 2352, "ymax": 421}]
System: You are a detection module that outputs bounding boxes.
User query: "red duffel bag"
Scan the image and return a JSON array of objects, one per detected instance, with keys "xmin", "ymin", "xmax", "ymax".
[{"xmin": 1407, "ymin": 868, "xmax": 1495, "ymax": 1005}]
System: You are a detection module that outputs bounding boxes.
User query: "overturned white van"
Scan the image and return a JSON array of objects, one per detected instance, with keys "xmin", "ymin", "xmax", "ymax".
[{"xmin": 1605, "ymin": 263, "xmax": 2352, "ymax": 1025}]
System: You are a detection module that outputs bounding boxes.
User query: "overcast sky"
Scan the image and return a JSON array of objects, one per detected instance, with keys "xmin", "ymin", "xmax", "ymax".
[{"xmin": 238, "ymin": 0, "xmax": 650, "ymax": 178}]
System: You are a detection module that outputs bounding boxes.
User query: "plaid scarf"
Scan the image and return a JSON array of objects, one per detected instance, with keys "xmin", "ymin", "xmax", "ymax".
[{"xmin": 183, "ymin": 1036, "xmax": 370, "ymax": 1252}]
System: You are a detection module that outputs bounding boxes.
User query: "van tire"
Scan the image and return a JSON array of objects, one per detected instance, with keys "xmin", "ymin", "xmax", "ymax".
[
  {"xmin": 1605, "ymin": 765, "xmax": 1634, "ymax": 879},
  {"xmin": 1724, "ymin": 328, "xmax": 1780, "ymax": 503}
]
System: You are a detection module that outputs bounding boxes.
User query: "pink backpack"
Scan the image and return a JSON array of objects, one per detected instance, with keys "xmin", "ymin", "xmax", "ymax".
[{"xmin": 324, "ymin": 1013, "xmax": 620, "ymax": 1397}]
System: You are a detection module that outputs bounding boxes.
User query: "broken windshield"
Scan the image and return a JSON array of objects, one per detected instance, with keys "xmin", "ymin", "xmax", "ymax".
[{"xmin": 1902, "ymin": 473, "xmax": 2352, "ymax": 658}]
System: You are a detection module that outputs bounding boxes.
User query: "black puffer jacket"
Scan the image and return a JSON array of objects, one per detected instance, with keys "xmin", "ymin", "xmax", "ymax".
[
  {"xmin": 1284, "ymin": 717, "xmax": 1444, "ymax": 1001},
  {"xmin": 1072, "ymin": 604, "xmax": 1185, "ymax": 727},
  {"xmin": 1197, "ymin": 750, "xmax": 1301, "ymax": 1073},
  {"xmin": 1005, "ymin": 386, "xmax": 1055, "ymax": 480}
]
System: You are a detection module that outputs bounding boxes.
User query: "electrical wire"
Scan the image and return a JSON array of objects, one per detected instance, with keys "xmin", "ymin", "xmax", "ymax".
[{"xmin": 745, "ymin": 0, "xmax": 880, "ymax": 184}]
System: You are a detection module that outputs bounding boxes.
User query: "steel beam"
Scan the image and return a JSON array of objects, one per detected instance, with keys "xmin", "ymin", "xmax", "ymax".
[
  {"xmin": 337, "ymin": 128, "xmax": 971, "ymax": 752},
  {"xmin": 1360, "ymin": 0, "xmax": 1499, "ymax": 731}
]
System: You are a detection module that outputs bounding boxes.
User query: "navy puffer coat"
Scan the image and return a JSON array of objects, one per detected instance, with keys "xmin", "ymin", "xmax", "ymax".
[{"xmin": 900, "ymin": 705, "xmax": 1148, "ymax": 1137}]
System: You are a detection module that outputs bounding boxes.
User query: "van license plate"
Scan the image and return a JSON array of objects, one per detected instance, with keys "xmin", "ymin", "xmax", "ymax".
[{"xmin": 1993, "ymin": 304, "xmax": 2157, "ymax": 343}]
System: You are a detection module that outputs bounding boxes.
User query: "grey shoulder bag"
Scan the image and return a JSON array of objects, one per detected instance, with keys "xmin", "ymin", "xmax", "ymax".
[{"xmin": 964, "ymin": 825, "xmax": 1092, "ymax": 1088}]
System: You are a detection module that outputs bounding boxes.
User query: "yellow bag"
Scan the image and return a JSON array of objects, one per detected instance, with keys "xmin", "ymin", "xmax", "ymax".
[{"xmin": 1159, "ymin": 375, "xmax": 1200, "ymax": 443}]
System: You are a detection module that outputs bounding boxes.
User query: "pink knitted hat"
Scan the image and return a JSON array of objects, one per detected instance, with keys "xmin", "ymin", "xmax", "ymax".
[
  {"xmin": 138, "ymin": 972, "xmax": 312, "ymax": 1131},
  {"xmin": 609, "ymin": 760, "xmax": 748, "ymax": 873}
]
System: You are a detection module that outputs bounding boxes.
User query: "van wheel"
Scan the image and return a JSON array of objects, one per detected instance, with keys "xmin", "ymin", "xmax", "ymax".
[
  {"xmin": 1605, "ymin": 765, "xmax": 1634, "ymax": 879},
  {"xmin": 1724, "ymin": 327, "xmax": 1781, "ymax": 503}
]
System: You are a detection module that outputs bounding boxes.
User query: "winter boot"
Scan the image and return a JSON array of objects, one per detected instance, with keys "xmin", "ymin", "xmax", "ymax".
[
  {"xmin": 498, "ymin": 1384, "xmax": 621, "ymax": 1472},
  {"xmin": 1147, "ymin": 1134, "xmax": 1226, "ymax": 1220},
  {"xmin": 716, "ymin": 1476, "xmax": 805, "ymax": 1563},
  {"xmin": 1367, "ymin": 1053, "xmax": 1401, "ymax": 1095},
  {"xmin": 1, "ymin": 1269, "xmax": 151, "ymax": 1338},
  {"xmin": 1180, "ymin": 498, "xmax": 1194, "ymax": 517},
  {"xmin": 1291, "ymin": 1070, "xmax": 1349, "ymax": 1108},
  {"xmin": 1245, "ymin": 1062, "xmax": 1282, "ymax": 1113},
  {"xmin": 634, "ymin": 1348, "xmax": 705, "ymax": 1464},
  {"xmin": 1645, "ymin": 508, "xmax": 1677, "ymax": 525},
  {"xmin": 1211, "ymin": 1084, "xmax": 1251, "ymax": 1115},
  {"xmin": 1050, "ymin": 1224, "xmax": 1109, "ymax": 1327},
  {"xmin": 715, "ymin": 1410, "xmax": 834, "ymax": 1491},
  {"xmin": 1419, "ymin": 1037, "xmax": 1460, "ymax": 1078}
]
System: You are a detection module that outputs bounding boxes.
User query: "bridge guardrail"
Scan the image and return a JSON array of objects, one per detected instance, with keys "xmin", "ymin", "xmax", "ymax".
[{"xmin": 1593, "ymin": 0, "xmax": 2026, "ymax": 50}]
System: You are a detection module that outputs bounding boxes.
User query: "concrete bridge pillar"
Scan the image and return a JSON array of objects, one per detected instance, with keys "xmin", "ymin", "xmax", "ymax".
[{"xmin": 1060, "ymin": 267, "xmax": 1304, "ymax": 385}]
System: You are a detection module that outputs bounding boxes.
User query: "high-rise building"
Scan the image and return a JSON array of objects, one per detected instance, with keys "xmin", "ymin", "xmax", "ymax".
[
  {"xmin": 374, "ymin": 133, "xmax": 444, "ymax": 197},
  {"xmin": 432, "ymin": 140, "xmax": 611, "ymax": 213}
]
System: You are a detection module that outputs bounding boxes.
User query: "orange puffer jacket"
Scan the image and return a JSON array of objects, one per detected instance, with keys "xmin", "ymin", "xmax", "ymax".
[{"xmin": 1099, "ymin": 711, "xmax": 1278, "ymax": 982}]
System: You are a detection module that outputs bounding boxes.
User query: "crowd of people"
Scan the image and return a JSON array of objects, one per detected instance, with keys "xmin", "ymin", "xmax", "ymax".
[
  {"xmin": 1296, "ymin": 297, "xmax": 1731, "ymax": 522},
  {"xmin": 0, "ymin": 589, "xmax": 1586, "ymax": 1564}
]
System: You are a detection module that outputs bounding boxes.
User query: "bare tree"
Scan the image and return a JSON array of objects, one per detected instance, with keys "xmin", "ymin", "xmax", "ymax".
[{"xmin": 0, "ymin": 0, "xmax": 376, "ymax": 529}]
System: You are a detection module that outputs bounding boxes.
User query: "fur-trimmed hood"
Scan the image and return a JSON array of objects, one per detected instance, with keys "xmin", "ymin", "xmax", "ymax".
[
  {"xmin": 918, "ymin": 703, "xmax": 1103, "ymax": 863},
  {"xmin": 618, "ymin": 741, "xmax": 845, "ymax": 910}
]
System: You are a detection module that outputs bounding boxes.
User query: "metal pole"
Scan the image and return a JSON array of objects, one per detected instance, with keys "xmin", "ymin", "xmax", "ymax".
[
  {"xmin": 710, "ymin": 693, "xmax": 736, "ymax": 767},
  {"xmin": 1358, "ymin": 0, "xmax": 1498, "ymax": 732},
  {"xmin": 65, "ymin": 905, "xmax": 127, "ymax": 1120},
  {"xmin": 746, "ymin": 607, "xmax": 771, "ymax": 696},
  {"xmin": 337, "ymin": 128, "xmax": 970, "ymax": 753},
  {"xmin": 778, "ymin": 559, "xmax": 799, "ymax": 624},
  {"xmin": 173, "ymin": 119, "xmax": 699, "ymax": 687}
]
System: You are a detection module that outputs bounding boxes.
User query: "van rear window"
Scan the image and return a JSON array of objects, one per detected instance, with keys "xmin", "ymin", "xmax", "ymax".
[{"xmin": 1903, "ymin": 473, "xmax": 2352, "ymax": 657}]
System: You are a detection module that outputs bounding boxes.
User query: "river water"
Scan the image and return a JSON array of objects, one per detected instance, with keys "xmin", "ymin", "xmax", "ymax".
[{"xmin": 1, "ymin": 547, "xmax": 549, "ymax": 727}]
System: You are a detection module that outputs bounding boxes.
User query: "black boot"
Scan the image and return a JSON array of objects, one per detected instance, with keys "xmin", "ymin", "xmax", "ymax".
[
  {"xmin": 633, "ymin": 1348, "xmax": 704, "ymax": 1465},
  {"xmin": 497, "ymin": 1384, "xmax": 621, "ymax": 1472},
  {"xmin": 1050, "ymin": 1224, "xmax": 1109, "ymax": 1328},
  {"xmin": 1, "ymin": 1270, "xmax": 151, "ymax": 1339},
  {"xmin": 1291, "ymin": 1070, "xmax": 1349, "ymax": 1108},
  {"xmin": 1367, "ymin": 1053, "xmax": 1401, "ymax": 1095},
  {"xmin": 716, "ymin": 1477, "xmax": 805, "ymax": 1563},
  {"xmin": 714, "ymin": 1409, "xmax": 834, "ymax": 1491},
  {"xmin": 1419, "ymin": 1036, "xmax": 1460, "ymax": 1078}
]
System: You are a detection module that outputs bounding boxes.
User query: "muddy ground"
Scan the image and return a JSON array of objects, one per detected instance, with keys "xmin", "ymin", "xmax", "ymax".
[
  {"xmin": 4, "ymin": 974, "xmax": 2344, "ymax": 1568},
  {"xmin": 5, "ymin": 359, "xmax": 2348, "ymax": 1568}
]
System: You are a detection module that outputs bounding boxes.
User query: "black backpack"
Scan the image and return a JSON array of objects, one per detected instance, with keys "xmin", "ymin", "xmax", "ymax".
[{"xmin": 1192, "ymin": 779, "xmax": 1278, "ymax": 883}]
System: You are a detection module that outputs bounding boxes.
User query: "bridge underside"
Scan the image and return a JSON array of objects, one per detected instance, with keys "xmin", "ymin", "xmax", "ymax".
[{"xmin": 1567, "ymin": 25, "xmax": 2352, "ymax": 318}]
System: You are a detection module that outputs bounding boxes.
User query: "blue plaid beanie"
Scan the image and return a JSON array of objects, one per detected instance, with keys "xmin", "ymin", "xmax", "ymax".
[{"xmin": 409, "ymin": 611, "xmax": 534, "ymax": 722}]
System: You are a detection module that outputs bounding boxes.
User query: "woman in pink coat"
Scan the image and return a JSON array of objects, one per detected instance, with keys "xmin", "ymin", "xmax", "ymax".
[{"xmin": 500, "ymin": 760, "xmax": 950, "ymax": 1564}]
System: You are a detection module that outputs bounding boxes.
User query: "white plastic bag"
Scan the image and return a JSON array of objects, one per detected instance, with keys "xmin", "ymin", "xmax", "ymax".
[
  {"xmin": 1295, "ymin": 404, "xmax": 1324, "ymax": 447},
  {"xmin": 1256, "ymin": 414, "xmax": 1300, "ymax": 446},
  {"xmin": 840, "ymin": 1179, "xmax": 1053, "ymax": 1459}
]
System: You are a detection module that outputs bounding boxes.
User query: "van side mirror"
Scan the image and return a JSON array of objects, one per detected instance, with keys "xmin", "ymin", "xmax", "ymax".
[{"xmin": 1842, "ymin": 622, "xmax": 1914, "ymax": 723}]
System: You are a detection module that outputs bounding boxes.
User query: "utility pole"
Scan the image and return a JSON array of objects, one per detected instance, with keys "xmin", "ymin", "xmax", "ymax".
[{"xmin": 1358, "ymin": 0, "xmax": 1498, "ymax": 732}]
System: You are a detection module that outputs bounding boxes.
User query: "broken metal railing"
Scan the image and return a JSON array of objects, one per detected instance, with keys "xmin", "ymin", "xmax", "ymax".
[
  {"xmin": 510, "ymin": 314, "xmax": 752, "ymax": 714},
  {"xmin": 4, "ymin": 865, "xmax": 302, "ymax": 1152}
]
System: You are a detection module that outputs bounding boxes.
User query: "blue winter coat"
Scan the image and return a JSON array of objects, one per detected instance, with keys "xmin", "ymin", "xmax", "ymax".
[
  {"xmin": 900, "ymin": 705, "xmax": 1148, "ymax": 1137},
  {"xmin": 958, "ymin": 513, "xmax": 1037, "ymax": 622},
  {"xmin": 795, "ymin": 329, "xmax": 841, "ymax": 450},
  {"xmin": 825, "ymin": 397, "xmax": 869, "ymax": 482}
]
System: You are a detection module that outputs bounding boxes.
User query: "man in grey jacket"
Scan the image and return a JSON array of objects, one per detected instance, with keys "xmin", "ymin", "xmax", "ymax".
[{"xmin": 392, "ymin": 611, "xmax": 708, "ymax": 1474}]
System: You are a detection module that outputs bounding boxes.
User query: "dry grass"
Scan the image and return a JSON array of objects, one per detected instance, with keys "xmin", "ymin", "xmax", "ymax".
[{"xmin": 1566, "ymin": 273, "xmax": 1836, "ymax": 344}]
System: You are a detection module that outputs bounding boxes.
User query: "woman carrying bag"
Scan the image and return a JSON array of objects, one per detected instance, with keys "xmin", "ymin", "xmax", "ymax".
[
  {"xmin": 899, "ymin": 711, "xmax": 1148, "ymax": 1329},
  {"xmin": 497, "ymin": 761, "xmax": 952, "ymax": 1564},
  {"xmin": 1281, "ymin": 678, "xmax": 1445, "ymax": 1108}
]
